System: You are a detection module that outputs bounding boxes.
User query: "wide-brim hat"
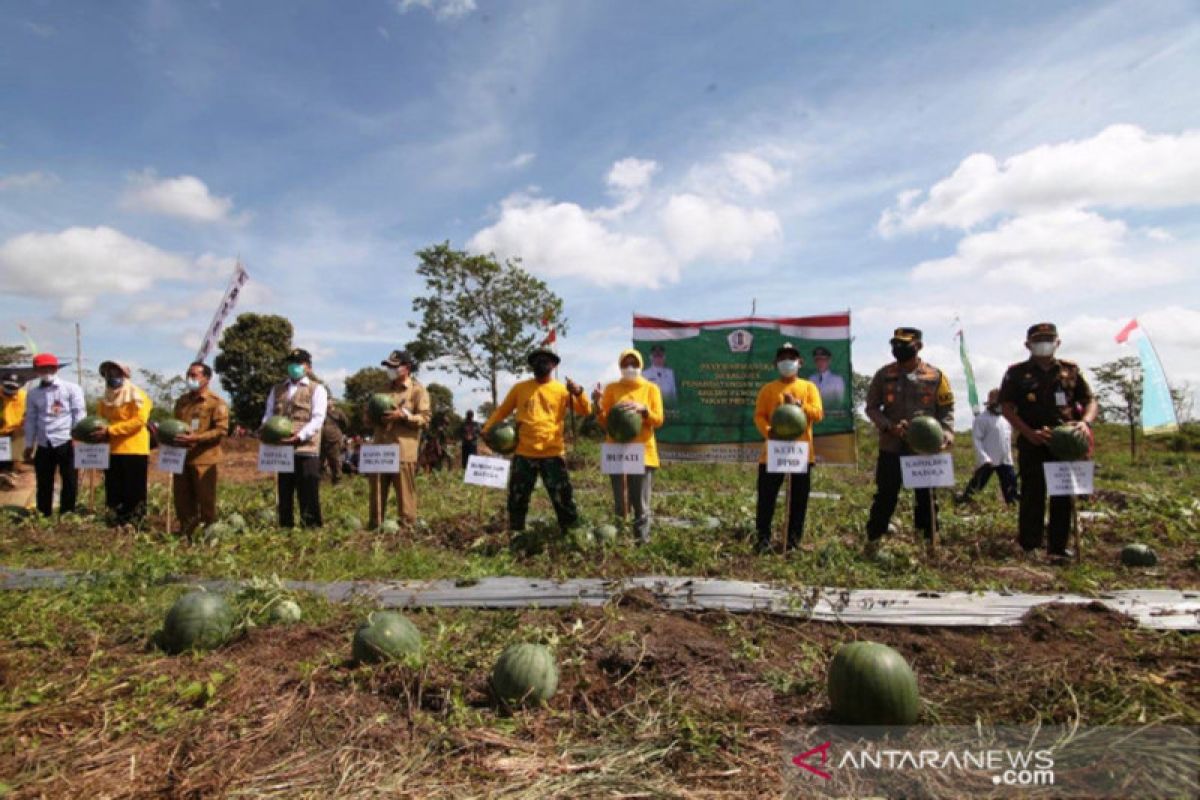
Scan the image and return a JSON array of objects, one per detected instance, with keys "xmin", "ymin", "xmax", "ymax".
[
  {"xmin": 381, "ymin": 349, "xmax": 416, "ymax": 368},
  {"xmin": 98, "ymin": 360, "xmax": 131, "ymax": 378},
  {"xmin": 527, "ymin": 347, "xmax": 561, "ymax": 366}
]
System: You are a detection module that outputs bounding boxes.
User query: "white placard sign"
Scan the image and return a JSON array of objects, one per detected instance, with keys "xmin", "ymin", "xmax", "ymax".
[
  {"xmin": 767, "ymin": 440, "xmax": 810, "ymax": 473},
  {"xmin": 900, "ymin": 453, "xmax": 955, "ymax": 489},
  {"xmin": 257, "ymin": 444, "xmax": 295, "ymax": 473},
  {"xmin": 1044, "ymin": 461, "xmax": 1095, "ymax": 496},
  {"xmin": 0, "ymin": 436, "xmax": 10, "ymax": 461},
  {"xmin": 156, "ymin": 445, "xmax": 187, "ymax": 475},
  {"xmin": 74, "ymin": 443, "xmax": 111, "ymax": 470},
  {"xmin": 358, "ymin": 444, "xmax": 401, "ymax": 474},
  {"xmin": 601, "ymin": 443, "xmax": 646, "ymax": 475},
  {"xmin": 464, "ymin": 455, "xmax": 510, "ymax": 489}
]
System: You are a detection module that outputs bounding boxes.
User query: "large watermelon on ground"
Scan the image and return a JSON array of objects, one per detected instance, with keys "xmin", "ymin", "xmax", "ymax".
[
  {"xmin": 270, "ymin": 599, "xmax": 303, "ymax": 624},
  {"xmin": 606, "ymin": 406, "xmax": 643, "ymax": 443},
  {"xmin": 1120, "ymin": 543, "xmax": 1158, "ymax": 567},
  {"xmin": 1048, "ymin": 425, "xmax": 1089, "ymax": 461},
  {"xmin": 367, "ymin": 393, "xmax": 396, "ymax": 424},
  {"xmin": 486, "ymin": 423, "xmax": 517, "ymax": 455},
  {"xmin": 905, "ymin": 416, "xmax": 944, "ymax": 455},
  {"xmin": 827, "ymin": 641, "xmax": 920, "ymax": 725},
  {"xmin": 491, "ymin": 643, "xmax": 559, "ymax": 706},
  {"xmin": 161, "ymin": 591, "xmax": 235, "ymax": 654},
  {"xmin": 770, "ymin": 404, "xmax": 808, "ymax": 439},
  {"xmin": 261, "ymin": 415, "xmax": 294, "ymax": 444},
  {"xmin": 156, "ymin": 418, "xmax": 189, "ymax": 446},
  {"xmin": 70, "ymin": 415, "xmax": 106, "ymax": 442},
  {"xmin": 351, "ymin": 611, "xmax": 423, "ymax": 665}
]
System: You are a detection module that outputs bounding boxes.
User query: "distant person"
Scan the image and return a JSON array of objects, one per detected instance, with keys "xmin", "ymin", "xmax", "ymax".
[
  {"xmin": 171, "ymin": 362, "xmax": 229, "ymax": 538},
  {"xmin": 366, "ymin": 350, "xmax": 430, "ymax": 528},
  {"xmin": 262, "ymin": 348, "xmax": 328, "ymax": 528},
  {"xmin": 321, "ymin": 403, "xmax": 349, "ymax": 485},
  {"xmin": 958, "ymin": 389, "xmax": 1018, "ymax": 505},
  {"xmin": 23, "ymin": 353, "xmax": 85, "ymax": 515},
  {"xmin": 460, "ymin": 410, "xmax": 479, "ymax": 468},
  {"xmin": 808, "ymin": 346, "xmax": 846, "ymax": 407},
  {"xmin": 95, "ymin": 361, "xmax": 153, "ymax": 527},
  {"xmin": 0, "ymin": 373, "xmax": 26, "ymax": 488},
  {"xmin": 643, "ymin": 345, "xmax": 677, "ymax": 404}
]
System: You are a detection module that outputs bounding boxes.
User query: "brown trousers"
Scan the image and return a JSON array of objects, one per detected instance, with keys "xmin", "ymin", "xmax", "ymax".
[
  {"xmin": 368, "ymin": 464, "xmax": 418, "ymax": 527},
  {"xmin": 174, "ymin": 463, "xmax": 218, "ymax": 537}
]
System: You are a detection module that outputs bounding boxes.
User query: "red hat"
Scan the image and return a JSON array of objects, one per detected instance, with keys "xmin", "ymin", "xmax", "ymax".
[{"xmin": 32, "ymin": 353, "xmax": 59, "ymax": 369}]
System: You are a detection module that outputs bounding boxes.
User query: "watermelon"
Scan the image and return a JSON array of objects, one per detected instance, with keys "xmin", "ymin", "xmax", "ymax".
[
  {"xmin": 157, "ymin": 418, "xmax": 189, "ymax": 446},
  {"xmin": 1049, "ymin": 425, "xmax": 1089, "ymax": 461},
  {"xmin": 261, "ymin": 415, "xmax": 294, "ymax": 444},
  {"xmin": 1120, "ymin": 543, "xmax": 1158, "ymax": 567},
  {"xmin": 367, "ymin": 393, "xmax": 396, "ymax": 424},
  {"xmin": 352, "ymin": 611, "xmax": 423, "ymax": 665},
  {"xmin": 269, "ymin": 599, "xmax": 302, "ymax": 624},
  {"xmin": 606, "ymin": 406, "xmax": 643, "ymax": 443},
  {"xmin": 338, "ymin": 513, "xmax": 364, "ymax": 531},
  {"xmin": 828, "ymin": 641, "xmax": 920, "ymax": 725},
  {"xmin": 491, "ymin": 643, "xmax": 559, "ymax": 706},
  {"xmin": 202, "ymin": 521, "xmax": 234, "ymax": 544},
  {"xmin": 770, "ymin": 404, "xmax": 808, "ymax": 440},
  {"xmin": 486, "ymin": 423, "xmax": 518, "ymax": 455},
  {"xmin": 255, "ymin": 508, "xmax": 276, "ymax": 526},
  {"xmin": 70, "ymin": 415, "xmax": 106, "ymax": 442},
  {"xmin": 224, "ymin": 512, "xmax": 247, "ymax": 531},
  {"xmin": 905, "ymin": 416, "xmax": 944, "ymax": 455},
  {"xmin": 161, "ymin": 591, "xmax": 234, "ymax": 654},
  {"xmin": 593, "ymin": 524, "xmax": 619, "ymax": 546}
]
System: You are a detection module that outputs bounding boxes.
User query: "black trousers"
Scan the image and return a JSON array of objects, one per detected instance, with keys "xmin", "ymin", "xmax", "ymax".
[
  {"xmin": 278, "ymin": 455, "xmax": 322, "ymax": 528},
  {"xmin": 866, "ymin": 451, "xmax": 938, "ymax": 541},
  {"xmin": 35, "ymin": 441, "xmax": 77, "ymax": 516},
  {"xmin": 461, "ymin": 441, "xmax": 477, "ymax": 469},
  {"xmin": 1017, "ymin": 444, "xmax": 1072, "ymax": 554},
  {"xmin": 756, "ymin": 464, "xmax": 812, "ymax": 547},
  {"xmin": 962, "ymin": 463, "xmax": 1019, "ymax": 504},
  {"xmin": 105, "ymin": 454, "xmax": 148, "ymax": 525}
]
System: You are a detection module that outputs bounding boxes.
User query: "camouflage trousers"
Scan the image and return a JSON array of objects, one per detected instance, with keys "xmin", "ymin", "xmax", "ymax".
[{"xmin": 508, "ymin": 455, "xmax": 579, "ymax": 532}]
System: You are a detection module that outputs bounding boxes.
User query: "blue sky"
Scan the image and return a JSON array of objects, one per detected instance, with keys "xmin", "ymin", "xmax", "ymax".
[{"xmin": 2, "ymin": 0, "xmax": 1198, "ymax": 421}]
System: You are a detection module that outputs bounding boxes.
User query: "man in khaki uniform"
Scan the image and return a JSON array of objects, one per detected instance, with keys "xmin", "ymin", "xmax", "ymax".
[
  {"xmin": 864, "ymin": 327, "xmax": 954, "ymax": 552},
  {"xmin": 367, "ymin": 350, "xmax": 430, "ymax": 528},
  {"xmin": 171, "ymin": 361, "xmax": 229, "ymax": 538}
]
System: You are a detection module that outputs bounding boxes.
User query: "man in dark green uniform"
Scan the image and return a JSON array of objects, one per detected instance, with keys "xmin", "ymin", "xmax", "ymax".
[{"xmin": 999, "ymin": 323, "xmax": 1099, "ymax": 562}]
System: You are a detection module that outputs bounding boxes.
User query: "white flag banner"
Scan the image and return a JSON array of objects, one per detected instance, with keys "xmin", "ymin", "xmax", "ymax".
[{"xmin": 195, "ymin": 261, "xmax": 250, "ymax": 364}]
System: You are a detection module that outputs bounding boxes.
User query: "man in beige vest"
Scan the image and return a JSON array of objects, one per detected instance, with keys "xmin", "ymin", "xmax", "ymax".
[
  {"xmin": 261, "ymin": 348, "xmax": 328, "ymax": 528},
  {"xmin": 366, "ymin": 350, "xmax": 430, "ymax": 528}
]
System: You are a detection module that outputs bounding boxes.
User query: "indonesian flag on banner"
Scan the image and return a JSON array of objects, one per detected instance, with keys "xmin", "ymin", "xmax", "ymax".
[
  {"xmin": 541, "ymin": 309, "xmax": 557, "ymax": 347},
  {"xmin": 1114, "ymin": 318, "xmax": 1139, "ymax": 344}
]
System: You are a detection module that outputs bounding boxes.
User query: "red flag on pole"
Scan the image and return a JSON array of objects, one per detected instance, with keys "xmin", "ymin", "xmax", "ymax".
[{"xmin": 1115, "ymin": 318, "xmax": 1139, "ymax": 344}]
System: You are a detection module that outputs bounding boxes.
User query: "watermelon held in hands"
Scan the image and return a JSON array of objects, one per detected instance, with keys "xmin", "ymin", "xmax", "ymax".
[
  {"xmin": 828, "ymin": 641, "xmax": 920, "ymax": 725},
  {"xmin": 156, "ymin": 418, "xmax": 189, "ymax": 446},
  {"xmin": 1049, "ymin": 425, "xmax": 1089, "ymax": 461},
  {"xmin": 486, "ymin": 423, "xmax": 517, "ymax": 455},
  {"xmin": 160, "ymin": 590, "xmax": 234, "ymax": 654},
  {"xmin": 606, "ymin": 406, "xmax": 643, "ymax": 443},
  {"xmin": 367, "ymin": 393, "xmax": 396, "ymax": 424},
  {"xmin": 770, "ymin": 403, "xmax": 808, "ymax": 440},
  {"xmin": 905, "ymin": 416, "xmax": 944, "ymax": 455},
  {"xmin": 71, "ymin": 415, "xmax": 106, "ymax": 442},
  {"xmin": 491, "ymin": 643, "xmax": 559, "ymax": 706},
  {"xmin": 1120, "ymin": 543, "xmax": 1158, "ymax": 567},
  {"xmin": 351, "ymin": 611, "xmax": 423, "ymax": 665},
  {"xmin": 261, "ymin": 415, "xmax": 294, "ymax": 444}
]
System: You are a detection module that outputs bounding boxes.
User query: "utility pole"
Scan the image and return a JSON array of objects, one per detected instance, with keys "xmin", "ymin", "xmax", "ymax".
[{"xmin": 75, "ymin": 323, "xmax": 84, "ymax": 390}]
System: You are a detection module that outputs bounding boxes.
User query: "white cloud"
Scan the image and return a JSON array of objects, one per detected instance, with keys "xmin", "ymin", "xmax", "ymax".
[
  {"xmin": 880, "ymin": 125, "xmax": 1200, "ymax": 235},
  {"xmin": 121, "ymin": 170, "xmax": 237, "ymax": 223},
  {"xmin": 606, "ymin": 157, "xmax": 659, "ymax": 196},
  {"xmin": 684, "ymin": 150, "xmax": 791, "ymax": 200},
  {"xmin": 396, "ymin": 0, "xmax": 476, "ymax": 20},
  {"xmin": 660, "ymin": 193, "xmax": 781, "ymax": 262},
  {"xmin": 721, "ymin": 152, "xmax": 788, "ymax": 196},
  {"xmin": 505, "ymin": 152, "xmax": 536, "ymax": 169},
  {"xmin": 0, "ymin": 171, "xmax": 59, "ymax": 190}
]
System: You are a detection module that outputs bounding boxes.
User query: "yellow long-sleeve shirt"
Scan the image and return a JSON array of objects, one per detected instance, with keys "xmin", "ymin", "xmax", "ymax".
[
  {"xmin": 595, "ymin": 378, "xmax": 665, "ymax": 468},
  {"xmin": 484, "ymin": 378, "xmax": 591, "ymax": 458},
  {"xmin": 98, "ymin": 386, "xmax": 153, "ymax": 455},
  {"xmin": 0, "ymin": 389, "xmax": 26, "ymax": 437},
  {"xmin": 754, "ymin": 377, "xmax": 824, "ymax": 464}
]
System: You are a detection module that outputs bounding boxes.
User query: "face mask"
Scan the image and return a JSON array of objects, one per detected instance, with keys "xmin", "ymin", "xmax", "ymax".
[
  {"xmin": 39, "ymin": 373, "xmax": 54, "ymax": 385},
  {"xmin": 106, "ymin": 376, "xmax": 125, "ymax": 389},
  {"xmin": 287, "ymin": 363, "xmax": 306, "ymax": 381},
  {"xmin": 891, "ymin": 343, "xmax": 918, "ymax": 362},
  {"xmin": 386, "ymin": 367, "xmax": 400, "ymax": 380},
  {"xmin": 1030, "ymin": 342, "xmax": 1057, "ymax": 357},
  {"xmin": 776, "ymin": 359, "xmax": 799, "ymax": 377},
  {"xmin": 621, "ymin": 366, "xmax": 640, "ymax": 381},
  {"xmin": 531, "ymin": 359, "xmax": 553, "ymax": 378},
  {"xmin": 186, "ymin": 378, "xmax": 202, "ymax": 391}
]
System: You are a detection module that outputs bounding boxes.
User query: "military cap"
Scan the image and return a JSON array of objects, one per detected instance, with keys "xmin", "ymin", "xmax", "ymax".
[
  {"xmin": 527, "ymin": 347, "xmax": 561, "ymax": 366},
  {"xmin": 1026, "ymin": 322, "xmax": 1058, "ymax": 340},
  {"xmin": 286, "ymin": 348, "xmax": 313, "ymax": 364},
  {"xmin": 381, "ymin": 349, "xmax": 416, "ymax": 368},
  {"xmin": 1, "ymin": 373, "xmax": 20, "ymax": 390},
  {"xmin": 650, "ymin": 344, "xmax": 666, "ymax": 355},
  {"xmin": 890, "ymin": 327, "xmax": 923, "ymax": 344},
  {"xmin": 774, "ymin": 342, "xmax": 802, "ymax": 360},
  {"xmin": 812, "ymin": 346, "xmax": 832, "ymax": 358}
]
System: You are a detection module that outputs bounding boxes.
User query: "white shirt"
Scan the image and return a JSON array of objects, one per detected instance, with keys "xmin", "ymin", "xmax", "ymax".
[
  {"xmin": 808, "ymin": 369, "xmax": 846, "ymax": 406},
  {"xmin": 972, "ymin": 409, "xmax": 1014, "ymax": 467},
  {"xmin": 643, "ymin": 365, "xmax": 676, "ymax": 403},
  {"xmin": 261, "ymin": 377, "xmax": 328, "ymax": 445},
  {"xmin": 23, "ymin": 377, "xmax": 87, "ymax": 448}
]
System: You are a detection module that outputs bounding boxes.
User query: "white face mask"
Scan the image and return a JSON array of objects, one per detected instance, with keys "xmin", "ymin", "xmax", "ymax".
[
  {"xmin": 621, "ymin": 366, "xmax": 640, "ymax": 381},
  {"xmin": 1030, "ymin": 342, "xmax": 1057, "ymax": 357},
  {"xmin": 777, "ymin": 359, "xmax": 800, "ymax": 377},
  {"xmin": 386, "ymin": 367, "xmax": 400, "ymax": 380},
  {"xmin": 186, "ymin": 378, "xmax": 202, "ymax": 391}
]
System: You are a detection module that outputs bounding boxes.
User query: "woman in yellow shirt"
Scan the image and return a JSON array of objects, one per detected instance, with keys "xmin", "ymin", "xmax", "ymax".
[
  {"xmin": 93, "ymin": 360, "xmax": 153, "ymax": 527},
  {"xmin": 594, "ymin": 349, "xmax": 665, "ymax": 543}
]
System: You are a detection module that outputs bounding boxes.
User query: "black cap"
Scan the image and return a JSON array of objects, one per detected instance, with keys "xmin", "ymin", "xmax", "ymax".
[
  {"xmin": 890, "ymin": 327, "xmax": 923, "ymax": 344},
  {"xmin": 527, "ymin": 347, "xmax": 561, "ymax": 366},
  {"xmin": 1, "ymin": 373, "xmax": 19, "ymax": 390},
  {"xmin": 650, "ymin": 344, "xmax": 666, "ymax": 355},
  {"xmin": 381, "ymin": 349, "xmax": 416, "ymax": 368},
  {"xmin": 774, "ymin": 342, "xmax": 801, "ymax": 360},
  {"xmin": 812, "ymin": 346, "xmax": 832, "ymax": 358},
  {"xmin": 1026, "ymin": 322, "xmax": 1058, "ymax": 340},
  {"xmin": 286, "ymin": 348, "xmax": 313, "ymax": 364}
]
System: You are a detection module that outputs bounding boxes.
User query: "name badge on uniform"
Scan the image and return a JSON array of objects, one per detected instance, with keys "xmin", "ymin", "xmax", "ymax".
[
  {"xmin": 1055, "ymin": 391, "xmax": 1067, "ymax": 406},
  {"xmin": 190, "ymin": 417, "xmax": 200, "ymax": 432}
]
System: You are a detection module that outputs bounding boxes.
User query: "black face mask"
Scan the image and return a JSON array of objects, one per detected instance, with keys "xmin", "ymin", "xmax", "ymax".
[
  {"xmin": 891, "ymin": 343, "xmax": 918, "ymax": 362},
  {"xmin": 531, "ymin": 360, "xmax": 554, "ymax": 378}
]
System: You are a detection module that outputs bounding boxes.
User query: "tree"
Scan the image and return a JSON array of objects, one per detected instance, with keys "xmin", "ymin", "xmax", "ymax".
[
  {"xmin": 407, "ymin": 242, "xmax": 565, "ymax": 406},
  {"xmin": 214, "ymin": 313, "xmax": 294, "ymax": 428},
  {"xmin": 0, "ymin": 345, "xmax": 27, "ymax": 366},
  {"xmin": 1091, "ymin": 356, "xmax": 1140, "ymax": 459},
  {"xmin": 344, "ymin": 367, "xmax": 391, "ymax": 410},
  {"xmin": 138, "ymin": 368, "xmax": 186, "ymax": 424},
  {"xmin": 851, "ymin": 371, "xmax": 872, "ymax": 419},
  {"xmin": 426, "ymin": 382, "xmax": 455, "ymax": 418}
]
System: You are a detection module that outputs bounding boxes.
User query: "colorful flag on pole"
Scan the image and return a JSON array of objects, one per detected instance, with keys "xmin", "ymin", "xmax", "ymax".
[
  {"xmin": 541, "ymin": 309, "xmax": 557, "ymax": 347},
  {"xmin": 195, "ymin": 260, "xmax": 250, "ymax": 364},
  {"xmin": 955, "ymin": 326, "xmax": 980, "ymax": 416},
  {"xmin": 1115, "ymin": 318, "xmax": 1178, "ymax": 435}
]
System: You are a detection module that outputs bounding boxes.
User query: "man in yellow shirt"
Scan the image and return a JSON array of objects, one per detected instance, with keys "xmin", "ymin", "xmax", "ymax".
[
  {"xmin": 593, "ymin": 349, "xmax": 665, "ymax": 544},
  {"xmin": 0, "ymin": 373, "xmax": 26, "ymax": 488},
  {"xmin": 482, "ymin": 347, "xmax": 590, "ymax": 534},
  {"xmin": 92, "ymin": 360, "xmax": 153, "ymax": 527},
  {"xmin": 753, "ymin": 343, "xmax": 824, "ymax": 554}
]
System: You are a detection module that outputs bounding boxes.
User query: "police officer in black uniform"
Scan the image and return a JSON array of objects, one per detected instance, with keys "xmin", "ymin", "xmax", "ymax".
[{"xmin": 998, "ymin": 323, "xmax": 1099, "ymax": 561}]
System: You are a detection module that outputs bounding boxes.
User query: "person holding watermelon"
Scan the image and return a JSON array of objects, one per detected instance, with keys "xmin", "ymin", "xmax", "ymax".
[
  {"xmin": 170, "ymin": 361, "xmax": 229, "ymax": 538},
  {"xmin": 998, "ymin": 323, "xmax": 1098, "ymax": 562},
  {"xmin": 863, "ymin": 328, "xmax": 955, "ymax": 555},
  {"xmin": 752, "ymin": 343, "xmax": 824, "ymax": 554},
  {"xmin": 482, "ymin": 347, "xmax": 591, "ymax": 536},
  {"xmin": 593, "ymin": 349, "xmax": 665, "ymax": 544},
  {"xmin": 365, "ymin": 349, "xmax": 431, "ymax": 528},
  {"xmin": 94, "ymin": 361, "xmax": 154, "ymax": 527},
  {"xmin": 261, "ymin": 348, "xmax": 329, "ymax": 528}
]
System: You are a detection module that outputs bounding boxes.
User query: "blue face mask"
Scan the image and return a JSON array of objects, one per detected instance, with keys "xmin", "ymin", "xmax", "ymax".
[
  {"xmin": 106, "ymin": 376, "xmax": 125, "ymax": 389},
  {"xmin": 287, "ymin": 363, "xmax": 306, "ymax": 381}
]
